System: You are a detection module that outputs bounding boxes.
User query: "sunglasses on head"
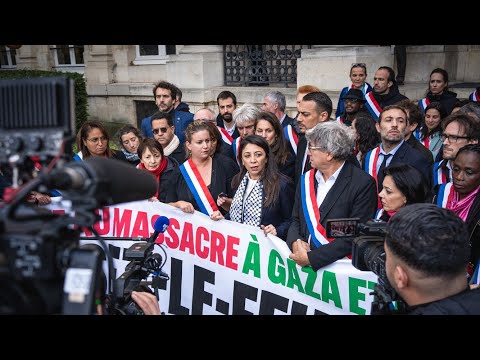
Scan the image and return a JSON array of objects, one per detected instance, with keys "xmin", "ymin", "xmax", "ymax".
[{"xmin": 152, "ymin": 127, "xmax": 169, "ymax": 135}]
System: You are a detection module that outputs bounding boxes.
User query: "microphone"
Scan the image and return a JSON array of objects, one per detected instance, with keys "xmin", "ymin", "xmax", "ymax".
[
  {"xmin": 148, "ymin": 216, "xmax": 170, "ymax": 243},
  {"xmin": 45, "ymin": 157, "xmax": 158, "ymax": 206}
]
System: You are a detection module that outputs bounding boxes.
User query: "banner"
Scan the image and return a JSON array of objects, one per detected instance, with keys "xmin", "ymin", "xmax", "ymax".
[{"xmin": 47, "ymin": 199, "xmax": 378, "ymax": 315}]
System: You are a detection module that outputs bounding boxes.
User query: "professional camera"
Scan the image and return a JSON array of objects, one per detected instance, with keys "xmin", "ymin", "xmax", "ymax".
[
  {"xmin": 326, "ymin": 218, "xmax": 406, "ymax": 314},
  {"xmin": 0, "ymin": 76, "xmax": 159, "ymax": 314}
]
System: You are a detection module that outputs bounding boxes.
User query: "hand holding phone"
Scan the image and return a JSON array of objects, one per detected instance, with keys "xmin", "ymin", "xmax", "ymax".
[{"xmin": 218, "ymin": 192, "xmax": 228, "ymax": 198}]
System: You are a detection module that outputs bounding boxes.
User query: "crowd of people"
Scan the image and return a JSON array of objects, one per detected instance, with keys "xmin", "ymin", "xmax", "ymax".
[{"xmin": 2, "ymin": 66, "xmax": 480, "ymax": 315}]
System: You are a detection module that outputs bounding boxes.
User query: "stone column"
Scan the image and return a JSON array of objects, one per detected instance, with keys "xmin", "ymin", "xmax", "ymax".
[
  {"xmin": 84, "ymin": 45, "xmax": 115, "ymax": 84},
  {"xmin": 15, "ymin": 45, "xmax": 53, "ymax": 70}
]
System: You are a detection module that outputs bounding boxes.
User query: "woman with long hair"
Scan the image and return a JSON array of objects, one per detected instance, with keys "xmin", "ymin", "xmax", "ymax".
[
  {"xmin": 419, "ymin": 102, "xmax": 446, "ymax": 160},
  {"xmin": 351, "ymin": 111, "xmax": 380, "ymax": 164},
  {"xmin": 137, "ymin": 138, "xmax": 178, "ymax": 203},
  {"xmin": 222, "ymin": 135, "xmax": 294, "ymax": 240},
  {"xmin": 255, "ymin": 111, "xmax": 295, "ymax": 182},
  {"xmin": 74, "ymin": 120, "xmax": 115, "ymax": 160},
  {"xmin": 166, "ymin": 121, "xmax": 237, "ymax": 221}
]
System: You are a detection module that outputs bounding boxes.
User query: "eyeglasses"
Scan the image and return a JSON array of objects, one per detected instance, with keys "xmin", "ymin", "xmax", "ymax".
[
  {"xmin": 307, "ymin": 145, "xmax": 322, "ymax": 151},
  {"xmin": 351, "ymin": 63, "xmax": 366, "ymax": 68},
  {"xmin": 440, "ymin": 134, "xmax": 470, "ymax": 143},
  {"xmin": 152, "ymin": 127, "xmax": 169, "ymax": 135},
  {"xmin": 87, "ymin": 136, "xmax": 107, "ymax": 143}
]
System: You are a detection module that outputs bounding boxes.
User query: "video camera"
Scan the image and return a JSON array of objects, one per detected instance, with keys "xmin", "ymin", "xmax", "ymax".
[
  {"xmin": 0, "ymin": 76, "xmax": 161, "ymax": 314},
  {"xmin": 326, "ymin": 218, "xmax": 406, "ymax": 314}
]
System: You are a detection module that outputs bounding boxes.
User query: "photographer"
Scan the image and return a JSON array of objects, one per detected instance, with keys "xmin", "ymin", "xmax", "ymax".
[
  {"xmin": 131, "ymin": 291, "xmax": 161, "ymax": 315},
  {"xmin": 384, "ymin": 203, "xmax": 480, "ymax": 314}
]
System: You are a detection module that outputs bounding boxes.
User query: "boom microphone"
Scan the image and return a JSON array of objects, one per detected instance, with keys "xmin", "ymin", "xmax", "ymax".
[
  {"xmin": 148, "ymin": 216, "xmax": 170, "ymax": 243},
  {"xmin": 45, "ymin": 157, "xmax": 157, "ymax": 206}
]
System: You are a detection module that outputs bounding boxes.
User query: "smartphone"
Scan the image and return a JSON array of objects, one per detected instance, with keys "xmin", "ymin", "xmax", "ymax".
[
  {"xmin": 218, "ymin": 192, "xmax": 228, "ymax": 198},
  {"xmin": 325, "ymin": 218, "xmax": 360, "ymax": 238}
]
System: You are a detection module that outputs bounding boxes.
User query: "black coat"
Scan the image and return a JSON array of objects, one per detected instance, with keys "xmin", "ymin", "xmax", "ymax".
[
  {"xmin": 426, "ymin": 90, "xmax": 458, "ymax": 115},
  {"xmin": 282, "ymin": 114, "xmax": 294, "ymax": 129},
  {"xmin": 157, "ymin": 156, "xmax": 179, "ymax": 203},
  {"xmin": 408, "ymin": 288, "xmax": 480, "ymax": 315},
  {"xmin": 287, "ymin": 161, "xmax": 378, "ymax": 271}
]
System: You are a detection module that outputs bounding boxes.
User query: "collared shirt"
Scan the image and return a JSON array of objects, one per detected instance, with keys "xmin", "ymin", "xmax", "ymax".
[
  {"xmin": 315, "ymin": 161, "xmax": 345, "ymax": 207},
  {"xmin": 376, "ymin": 140, "xmax": 404, "ymax": 174},
  {"xmin": 224, "ymin": 122, "xmax": 237, "ymax": 137},
  {"xmin": 279, "ymin": 113, "xmax": 286, "ymax": 125}
]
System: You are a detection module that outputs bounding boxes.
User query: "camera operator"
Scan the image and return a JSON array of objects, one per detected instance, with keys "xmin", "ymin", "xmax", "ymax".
[
  {"xmin": 131, "ymin": 291, "xmax": 161, "ymax": 315},
  {"xmin": 384, "ymin": 203, "xmax": 480, "ymax": 314}
]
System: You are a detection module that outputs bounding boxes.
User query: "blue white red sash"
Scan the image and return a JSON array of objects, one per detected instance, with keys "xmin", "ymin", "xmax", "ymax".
[
  {"xmin": 471, "ymin": 263, "xmax": 480, "ymax": 285},
  {"xmin": 336, "ymin": 116, "xmax": 344, "ymax": 124},
  {"xmin": 364, "ymin": 92, "xmax": 381, "ymax": 121},
  {"xmin": 284, "ymin": 124, "xmax": 298, "ymax": 155},
  {"xmin": 364, "ymin": 146, "xmax": 382, "ymax": 209},
  {"xmin": 469, "ymin": 89, "xmax": 479, "ymax": 102},
  {"xmin": 217, "ymin": 126, "xmax": 233, "ymax": 145},
  {"xmin": 418, "ymin": 97, "xmax": 430, "ymax": 113},
  {"xmin": 420, "ymin": 134, "xmax": 430, "ymax": 149},
  {"xmin": 300, "ymin": 169, "xmax": 332, "ymax": 247},
  {"xmin": 232, "ymin": 137, "xmax": 241, "ymax": 166},
  {"xmin": 73, "ymin": 152, "xmax": 84, "ymax": 161},
  {"xmin": 179, "ymin": 159, "xmax": 219, "ymax": 216},
  {"xmin": 374, "ymin": 208, "xmax": 384, "ymax": 220},
  {"xmin": 413, "ymin": 127, "xmax": 422, "ymax": 141},
  {"xmin": 436, "ymin": 182, "xmax": 455, "ymax": 208},
  {"xmin": 350, "ymin": 82, "xmax": 371, "ymax": 95},
  {"xmin": 433, "ymin": 160, "xmax": 451, "ymax": 186}
]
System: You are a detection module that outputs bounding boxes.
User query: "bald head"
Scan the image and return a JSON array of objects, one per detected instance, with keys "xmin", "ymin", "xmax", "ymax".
[{"xmin": 194, "ymin": 108, "xmax": 216, "ymax": 123}]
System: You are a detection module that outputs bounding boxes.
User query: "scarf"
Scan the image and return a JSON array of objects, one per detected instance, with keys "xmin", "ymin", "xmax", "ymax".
[
  {"xmin": 448, "ymin": 185, "xmax": 480, "ymax": 221},
  {"xmin": 138, "ymin": 156, "xmax": 168, "ymax": 198},
  {"xmin": 121, "ymin": 148, "xmax": 140, "ymax": 163},
  {"xmin": 230, "ymin": 173, "xmax": 263, "ymax": 227},
  {"xmin": 163, "ymin": 135, "xmax": 180, "ymax": 156}
]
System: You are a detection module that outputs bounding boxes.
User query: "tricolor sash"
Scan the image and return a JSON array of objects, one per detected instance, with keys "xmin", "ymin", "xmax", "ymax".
[
  {"xmin": 179, "ymin": 159, "xmax": 219, "ymax": 216},
  {"xmin": 284, "ymin": 124, "xmax": 298, "ymax": 155},
  {"xmin": 471, "ymin": 263, "xmax": 480, "ymax": 285},
  {"xmin": 374, "ymin": 208, "xmax": 384, "ymax": 220},
  {"xmin": 413, "ymin": 127, "xmax": 422, "ymax": 141},
  {"xmin": 418, "ymin": 97, "xmax": 430, "ymax": 113},
  {"xmin": 469, "ymin": 89, "xmax": 479, "ymax": 102},
  {"xmin": 300, "ymin": 169, "xmax": 332, "ymax": 247},
  {"xmin": 364, "ymin": 92, "xmax": 381, "ymax": 121},
  {"xmin": 364, "ymin": 146, "xmax": 382, "ymax": 209},
  {"xmin": 336, "ymin": 116, "xmax": 344, "ymax": 124},
  {"xmin": 436, "ymin": 182, "xmax": 455, "ymax": 208},
  {"xmin": 433, "ymin": 160, "xmax": 451, "ymax": 186},
  {"xmin": 420, "ymin": 134, "xmax": 430, "ymax": 150},
  {"xmin": 217, "ymin": 126, "xmax": 233, "ymax": 145},
  {"xmin": 232, "ymin": 137, "xmax": 241, "ymax": 166}
]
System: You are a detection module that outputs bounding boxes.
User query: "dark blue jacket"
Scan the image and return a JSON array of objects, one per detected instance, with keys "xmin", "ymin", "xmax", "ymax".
[{"xmin": 141, "ymin": 110, "xmax": 194, "ymax": 143}]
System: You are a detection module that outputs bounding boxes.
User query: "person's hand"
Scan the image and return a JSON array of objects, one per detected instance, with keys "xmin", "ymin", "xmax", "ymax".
[
  {"xmin": 210, "ymin": 210, "xmax": 224, "ymax": 221},
  {"xmin": 148, "ymin": 196, "xmax": 159, "ymax": 202},
  {"xmin": 289, "ymin": 239, "xmax": 310, "ymax": 267},
  {"xmin": 175, "ymin": 201, "xmax": 195, "ymax": 214},
  {"xmin": 261, "ymin": 224, "xmax": 277, "ymax": 236},
  {"xmin": 27, "ymin": 191, "xmax": 52, "ymax": 205},
  {"xmin": 131, "ymin": 291, "xmax": 161, "ymax": 315},
  {"xmin": 216, "ymin": 195, "xmax": 232, "ymax": 211}
]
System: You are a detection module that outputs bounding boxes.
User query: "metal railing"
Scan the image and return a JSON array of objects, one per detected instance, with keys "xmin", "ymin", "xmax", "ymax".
[{"xmin": 224, "ymin": 45, "xmax": 311, "ymax": 87}]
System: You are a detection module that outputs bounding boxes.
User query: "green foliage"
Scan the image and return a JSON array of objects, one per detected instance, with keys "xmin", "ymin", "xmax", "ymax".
[{"xmin": 0, "ymin": 69, "xmax": 89, "ymax": 132}]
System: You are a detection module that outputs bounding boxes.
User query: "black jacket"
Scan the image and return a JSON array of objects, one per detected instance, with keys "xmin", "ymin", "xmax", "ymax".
[
  {"xmin": 406, "ymin": 135, "xmax": 434, "ymax": 166},
  {"xmin": 408, "ymin": 288, "xmax": 480, "ymax": 315},
  {"xmin": 426, "ymin": 90, "xmax": 458, "ymax": 115},
  {"xmin": 287, "ymin": 161, "xmax": 378, "ymax": 271},
  {"xmin": 157, "ymin": 156, "xmax": 179, "ymax": 203},
  {"xmin": 371, "ymin": 86, "xmax": 408, "ymax": 109}
]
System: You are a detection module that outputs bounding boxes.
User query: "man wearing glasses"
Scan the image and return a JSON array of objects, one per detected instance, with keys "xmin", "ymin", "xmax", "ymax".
[
  {"xmin": 151, "ymin": 111, "xmax": 185, "ymax": 164},
  {"xmin": 287, "ymin": 121, "xmax": 377, "ymax": 271},
  {"xmin": 433, "ymin": 113, "xmax": 480, "ymax": 190}
]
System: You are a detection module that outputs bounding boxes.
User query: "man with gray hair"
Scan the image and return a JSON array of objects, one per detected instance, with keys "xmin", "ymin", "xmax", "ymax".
[
  {"xmin": 287, "ymin": 121, "xmax": 377, "ymax": 271},
  {"xmin": 261, "ymin": 90, "xmax": 293, "ymax": 128}
]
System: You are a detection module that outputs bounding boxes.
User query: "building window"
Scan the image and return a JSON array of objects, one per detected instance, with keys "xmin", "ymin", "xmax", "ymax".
[
  {"xmin": 50, "ymin": 45, "xmax": 85, "ymax": 74},
  {"xmin": 0, "ymin": 45, "xmax": 17, "ymax": 69},
  {"xmin": 133, "ymin": 45, "xmax": 175, "ymax": 65}
]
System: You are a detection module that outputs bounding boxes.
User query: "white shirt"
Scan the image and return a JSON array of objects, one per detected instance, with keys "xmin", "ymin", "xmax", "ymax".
[
  {"xmin": 376, "ymin": 140, "xmax": 404, "ymax": 174},
  {"xmin": 224, "ymin": 122, "xmax": 237, "ymax": 137},
  {"xmin": 315, "ymin": 162, "xmax": 345, "ymax": 207},
  {"xmin": 279, "ymin": 113, "xmax": 286, "ymax": 125}
]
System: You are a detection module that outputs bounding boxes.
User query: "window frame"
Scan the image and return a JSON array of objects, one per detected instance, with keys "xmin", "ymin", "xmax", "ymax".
[
  {"xmin": 133, "ymin": 45, "xmax": 170, "ymax": 65},
  {"xmin": 0, "ymin": 46, "xmax": 17, "ymax": 69},
  {"xmin": 50, "ymin": 45, "xmax": 85, "ymax": 73}
]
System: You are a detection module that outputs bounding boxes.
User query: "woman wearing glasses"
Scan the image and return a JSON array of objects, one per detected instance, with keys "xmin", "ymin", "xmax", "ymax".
[
  {"xmin": 435, "ymin": 144, "xmax": 480, "ymax": 283},
  {"xmin": 335, "ymin": 63, "xmax": 372, "ymax": 118},
  {"xmin": 74, "ymin": 120, "xmax": 116, "ymax": 161}
]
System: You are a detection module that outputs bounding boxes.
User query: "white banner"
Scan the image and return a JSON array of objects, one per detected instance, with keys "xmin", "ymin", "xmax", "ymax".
[{"xmin": 47, "ymin": 199, "xmax": 378, "ymax": 315}]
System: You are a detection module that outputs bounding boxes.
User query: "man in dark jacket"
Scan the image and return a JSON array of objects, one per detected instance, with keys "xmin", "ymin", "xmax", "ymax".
[
  {"xmin": 287, "ymin": 121, "xmax": 377, "ymax": 271},
  {"xmin": 384, "ymin": 203, "xmax": 480, "ymax": 315},
  {"xmin": 365, "ymin": 66, "xmax": 408, "ymax": 121}
]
